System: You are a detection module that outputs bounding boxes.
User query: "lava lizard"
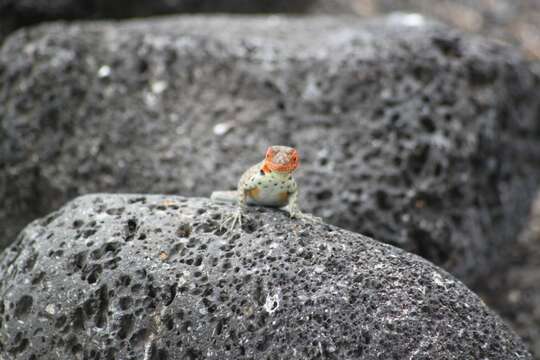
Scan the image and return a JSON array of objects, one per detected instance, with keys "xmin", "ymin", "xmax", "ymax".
[{"xmin": 211, "ymin": 145, "xmax": 321, "ymax": 231}]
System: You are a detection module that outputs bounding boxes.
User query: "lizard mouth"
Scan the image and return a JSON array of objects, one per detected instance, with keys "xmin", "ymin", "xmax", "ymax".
[{"xmin": 266, "ymin": 160, "xmax": 298, "ymax": 173}]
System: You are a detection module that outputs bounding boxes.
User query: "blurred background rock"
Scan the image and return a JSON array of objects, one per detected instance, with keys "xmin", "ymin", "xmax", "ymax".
[
  {"xmin": 311, "ymin": 0, "xmax": 540, "ymax": 60},
  {"xmin": 0, "ymin": 0, "xmax": 312, "ymax": 43},
  {"xmin": 2, "ymin": 0, "xmax": 540, "ymax": 60},
  {"xmin": 478, "ymin": 192, "xmax": 540, "ymax": 356}
]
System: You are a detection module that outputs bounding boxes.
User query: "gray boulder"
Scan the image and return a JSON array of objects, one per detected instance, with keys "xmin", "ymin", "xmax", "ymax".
[
  {"xmin": 1, "ymin": 16, "xmax": 540, "ymax": 287},
  {"xmin": 309, "ymin": 0, "xmax": 540, "ymax": 60},
  {"xmin": 0, "ymin": 194, "xmax": 532, "ymax": 359},
  {"xmin": 0, "ymin": 0, "xmax": 313, "ymax": 43},
  {"xmin": 479, "ymin": 193, "xmax": 540, "ymax": 358}
]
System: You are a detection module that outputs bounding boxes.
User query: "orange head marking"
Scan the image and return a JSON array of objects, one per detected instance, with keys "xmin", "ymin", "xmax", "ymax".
[{"xmin": 263, "ymin": 146, "xmax": 299, "ymax": 173}]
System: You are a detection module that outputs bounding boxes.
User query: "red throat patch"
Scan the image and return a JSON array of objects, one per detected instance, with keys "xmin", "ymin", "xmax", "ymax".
[{"xmin": 261, "ymin": 162, "xmax": 273, "ymax": 174}]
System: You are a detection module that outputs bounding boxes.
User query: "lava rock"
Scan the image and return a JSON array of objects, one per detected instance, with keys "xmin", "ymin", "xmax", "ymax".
[
  {"xmin": 1, "ymin": 16, "xmax": 540, "ymax": 288},
  {"xmin": 309, "ymin": 0, "xmax": 540, "ymax": 60},
  {"xmin": 479, "ymin": 193, "xmax": 540, "ymax": 358},
  {"xmin": 0, "ymin": 194, "xmax": 532, "ymax": 359},
  {"xmin": 0, "ymin": 0, "xmax": 313, "ymax": 43}
]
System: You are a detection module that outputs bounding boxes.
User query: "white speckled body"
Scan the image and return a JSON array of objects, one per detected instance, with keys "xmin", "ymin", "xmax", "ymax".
[{"xmin": 240, "ymin": 161, "xmax": 298, "ymax": 207}]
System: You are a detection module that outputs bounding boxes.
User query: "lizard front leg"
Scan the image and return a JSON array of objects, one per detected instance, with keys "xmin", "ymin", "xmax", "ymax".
[
  {"xmin": 219, "ymin": 185, "xmax": 250, "ymax": 232},
  {"xmin": 286, "ymin": 182, "xmax": 322, "ymax": 223}
]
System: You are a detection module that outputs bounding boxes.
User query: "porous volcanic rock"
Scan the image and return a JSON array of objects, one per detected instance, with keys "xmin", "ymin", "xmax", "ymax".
[
  {"xmin": 0, "ymin": 194, "xmax": 532, "ymax": 359},
  {"xmin": 479, "ymin": 193, "xmax": 540, "ymax": 358},
  {"xmin": 310, "ymin": 0, "xmax": 540, "ymax": 59},
  {"xmin": 1, "ymin": 16, "xmax": 540, "ymax": 288}
]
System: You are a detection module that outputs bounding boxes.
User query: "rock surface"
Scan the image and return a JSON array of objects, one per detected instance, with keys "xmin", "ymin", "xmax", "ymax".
[
  {"xmin": 2, "ymin": 16, "xmax": 540, "ymax": 287},
  {"xmin": 310, "ymin": 0, "xmax": 540, "ymax": 60},
  {"xmin": 479, "ymin": 193, "xmax": 540, "ymax": 358},
  {"xmin": 0, "ymin": 0, "xmax": 313, "ymax": 43},
  {"xmin": 0, "ymin": 194, "xmax": 532, "ymax": 359}
]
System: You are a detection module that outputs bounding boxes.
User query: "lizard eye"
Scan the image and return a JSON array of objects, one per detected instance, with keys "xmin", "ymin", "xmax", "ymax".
[{"xmin": 265, "ymin": 148, "xmax": 273, "ymax": 160}]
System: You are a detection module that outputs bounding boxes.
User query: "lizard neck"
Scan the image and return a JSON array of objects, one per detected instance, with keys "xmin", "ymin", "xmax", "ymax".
[
  {"xmin": 261, "ymin": 162, "xmax": 272, "ymax": 175},
  {"xmin": 260, "ymin": 163, "xmax": 292, "ymax": 179},
  {"xmin": 260, "ymin": 160, "xmax": 294, "ymax": 178}
]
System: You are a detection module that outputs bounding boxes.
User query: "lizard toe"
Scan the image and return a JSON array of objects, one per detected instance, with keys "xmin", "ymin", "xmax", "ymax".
[{"xmin": 219, "ymin": 210, "xmax": 244, "ymax": 233}]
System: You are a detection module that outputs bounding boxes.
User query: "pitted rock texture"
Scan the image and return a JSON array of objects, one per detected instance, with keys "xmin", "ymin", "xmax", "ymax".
[
  {"xmin": 0, "ymin": 194, "xmax": 532, "ymax": 359},
  {"xmin": 2, "ymin": 16, "xmax": 540, "ymax": 288},
  {"xmin": 479, "ymin": 193, "xmax": 540, "ymax": 358}
]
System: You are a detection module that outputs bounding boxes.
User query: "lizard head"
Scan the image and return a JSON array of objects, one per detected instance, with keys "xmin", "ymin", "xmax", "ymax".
[{"xmin": 263, "ymin": 145, "xmax": 299, "ymax": 173}]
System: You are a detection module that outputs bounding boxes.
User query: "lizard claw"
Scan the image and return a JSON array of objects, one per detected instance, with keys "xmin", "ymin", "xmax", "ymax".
[
  {"xmin": 219, "ymin": 209, "xmax": 244, "ymax": 233},
  {"xmin": 289, "ymin": 208, "xmax": 323, "ymax": 224}
]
